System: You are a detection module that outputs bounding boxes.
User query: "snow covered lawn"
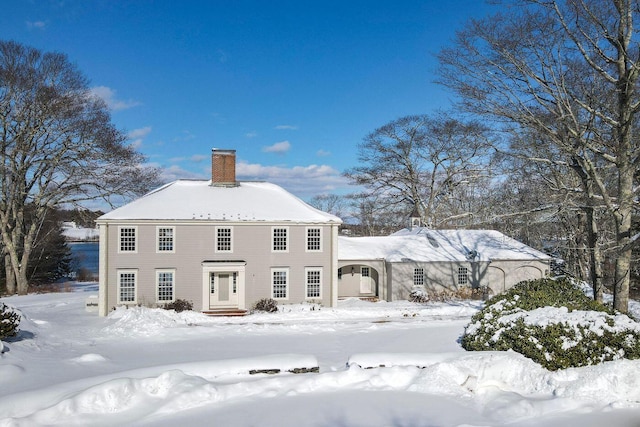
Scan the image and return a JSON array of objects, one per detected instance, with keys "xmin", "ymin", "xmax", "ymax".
[{"xmin": 1, "ymin": 285, "xmax": 640, "ymax": 426}]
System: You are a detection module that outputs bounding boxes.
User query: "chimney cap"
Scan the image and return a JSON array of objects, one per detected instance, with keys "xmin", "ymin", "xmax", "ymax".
[{"xmin": 212, "ymin": 148, "xmax": 236, "ymax": 154}]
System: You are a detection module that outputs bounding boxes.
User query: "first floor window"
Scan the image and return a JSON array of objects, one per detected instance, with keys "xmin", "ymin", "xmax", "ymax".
[
  {"xmin": 119, "ymin": 226, "xmax": 137, "ymax": 252},
  {"xmin": 458, "ymin": 267, "xmax": 469, "ymax": 286},
  {"xmin": 272, "ymin": 268, "xmax": 288, "ymax": 299},
  {"xmin": 157, "ymin": 270, "xmax": 175, "ymax": 302},
  {"xmin": 414, "ymin": 268, "xmax": 425, "ymax": 287},
  {"xmin": 118, "ymin": 270, "xmax": 137, "ymax": 303},
  {"xmin": 306, "ymin": 268, "xmax": 322, "ymax": 299}
]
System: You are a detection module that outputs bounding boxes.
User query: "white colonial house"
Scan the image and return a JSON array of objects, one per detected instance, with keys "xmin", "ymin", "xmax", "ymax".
[
  {"xmin": 96, "ymin": 149, "xmax": 342, "ymax": 316},
  {"xmin": 337, "ymin": 224, "xmax": 551, "ymax": 301}
]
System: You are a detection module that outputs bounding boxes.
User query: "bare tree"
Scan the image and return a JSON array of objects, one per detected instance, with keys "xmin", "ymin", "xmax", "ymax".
[
  {"xmin": 308, "ymin": 193, "xmax": 349, "ymax": 219},
  {"xmin": 343, "ymin": 113, "xmax": 494, "ymax": 229},
  {"xmin": 0, "ymin": 41, "xmax": 159, "ymax": 294},
  {"xmin": 438, "ymin": 0, "xmax": 640, "ymax": 312}
]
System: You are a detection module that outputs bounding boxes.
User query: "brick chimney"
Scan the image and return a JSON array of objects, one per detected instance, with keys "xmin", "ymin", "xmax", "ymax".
[{"xmin": 211, "ymin": 149, "xmax": 237, "ymax": 186}]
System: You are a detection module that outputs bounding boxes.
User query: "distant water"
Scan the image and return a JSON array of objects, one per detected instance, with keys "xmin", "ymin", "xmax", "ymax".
[{"xmin": 69, "ymin": 242, "xmax": 99, "ymax": 275}]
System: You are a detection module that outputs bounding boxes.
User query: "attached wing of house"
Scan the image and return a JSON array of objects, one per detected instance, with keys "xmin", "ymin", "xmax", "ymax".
[{"xmin": 338, "ymin": 227, "xmax": 551, "ymax": 301}]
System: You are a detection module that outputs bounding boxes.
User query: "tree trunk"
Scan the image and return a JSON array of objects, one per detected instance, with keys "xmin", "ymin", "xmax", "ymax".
[
  {"xmin": 4, "ymin": 254, "xmax": 15, "ymax": 295},
  {"xmin": 613, "ymin": 160, "xmax": 633, "ymax": 313},
  {"xmin": 585, "ymin": 206, "xmax": 604, "ymax": 302}
]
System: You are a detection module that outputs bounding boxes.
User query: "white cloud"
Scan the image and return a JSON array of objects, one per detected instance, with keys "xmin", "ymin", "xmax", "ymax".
[
  {"xmin": 159, "ymin": 164, "xmax": 205, "ymax": 182},
  {"xmin": 90, "ymin": 86, "xmax": 141, "ymax": 111},
  {"xmin": 236, "ymin": 162, "xmax": 351, "ymax": 198},
  {"xmin": 263, "ymin": 141, "xmax": 291, "ymax": 154},
  {"xmin": 316, "ymin": 149, "xmax": 331, "ymax": 157},
  {"xmin": 245, "ymin": 131, "xmax": 258, "ymax": 138},
  {"xmin": 26, "ymin": 21, "xmax": 46, "ymax": 30},
  {"xmin": 274, "ymin": 125, "xmax": 298, "ymax": 130},
  {"xmin": 167, "ymin": 154, "xmax": 207, "ymax": 163},
  {"xmin": 126, "ymin": 126, "xmax": 151, "ymax": 149},
  {"xmin": 128, "ymin": 126, "xmax": 152, "ymax": 139},
  {"xmin": 172, "ymin": 130, "xmax": 196, "ymax": 142}
]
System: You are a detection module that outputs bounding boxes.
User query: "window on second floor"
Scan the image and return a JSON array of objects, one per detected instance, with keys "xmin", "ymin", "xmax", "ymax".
[
  {"xmin": 272, "ymin": 227, "xmax": 288, "ymax": 252},
  {"xmin": 306, "ymin": 227, "xmax": 322, "ymax": 252},
  {"xmin": 118, "ymin": 226, "xmax": 137, "ymax": 253},
  {"xmin": 216, "ymin": 227, "xmax": 233, "ymax": 252},
  {"xmin": 157, "ymin": 227, "xmax": 175, "ymax": 252}
]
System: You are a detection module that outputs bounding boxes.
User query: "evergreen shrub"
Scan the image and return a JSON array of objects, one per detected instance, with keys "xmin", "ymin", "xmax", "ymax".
[
  {"xmin": 0, "ymin": 303, "xmax": 20, "ymax": 340},
  {"xmin": 409, "ymin": 287, "xmax": 429, "ymax": 303},
  {"xmin": 253, "ymin": 298, "xmax": 278, "ymax": 313},
  {"xmin": 162, "ymin": 299, "xmax": 193, "ymax": 312},
  {"xmin": 461, "ymin": 277, "xmax": 640, "ymax": 370}
]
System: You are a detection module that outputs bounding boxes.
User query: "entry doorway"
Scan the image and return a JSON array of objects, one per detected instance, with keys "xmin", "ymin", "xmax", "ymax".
[
  {"xmin": 209, "ymin": 272, "xmax": 239, "ymax": 307},
  {"xmin": 202, "ymin": 261, "xmax": 246, "ymax": 311}
]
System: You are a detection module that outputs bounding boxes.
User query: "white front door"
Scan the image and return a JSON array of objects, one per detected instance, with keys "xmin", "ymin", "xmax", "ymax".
[
  {"xmin": 209, "ymin": 272, "xmax": 239, "ymax": 308},
  {"xmin": 360, "ymin": 266, "xmax": 373, "ymax": 293}
]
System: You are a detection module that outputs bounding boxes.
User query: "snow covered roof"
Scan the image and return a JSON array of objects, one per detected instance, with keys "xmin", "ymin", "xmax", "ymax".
[
  {"xmin": 98, "ymin": 180, "xmax": 342, "ymax": 223},
  {"xmin": 339, "ymin": 227, "xmax": 550, "ymax": 263}
]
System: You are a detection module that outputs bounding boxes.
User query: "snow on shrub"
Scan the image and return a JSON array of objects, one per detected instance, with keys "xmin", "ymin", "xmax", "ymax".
[
  {"xmin": 162, "ymin": 299, "xmax": 193, "ymax": 312},
  {"xmin": 252, "ymin": 298, "xmax": 278, "ymax": 313},
  {"xmin": 408, "ymin": 287, "xmax": 429, "ymax": 303},
  {"xmin": 1, "ymin": 302, "xmax": 20, "ymax": 340},
  {"xmin": 461, "ymin": 277, "xmax": 640, "ymax": 371}
]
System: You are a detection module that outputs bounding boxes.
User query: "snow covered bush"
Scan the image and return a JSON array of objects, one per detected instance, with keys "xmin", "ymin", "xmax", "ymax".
[
  {"xmin": 408, "ymin": 287, "xmax": 429, "ymax": 303},
  {"xmin": 461, "ymin": 277, "xmax": 640, "ymax": 371},
  {"xmin": 0, "ymin": 302, "xmax": 20, "ymax": 339},
  {"xmin": 253, "ymin": 298, "xmax": 278, "ymax": 313},
  {"xmin": 162, "ymin": 299, "xmax": 193, "ymax": 312}
]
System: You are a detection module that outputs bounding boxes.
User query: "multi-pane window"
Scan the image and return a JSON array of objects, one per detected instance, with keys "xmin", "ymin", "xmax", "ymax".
[
  {"xmin": 232, "ymin": 272, "xmax": 237, "ymax": 294},
  {"xmin": 272, "ymin": 268, "xmax": 288, "ymax": 299},
  {"xmin": 306, "ymin": 268, "xmax": 322, "ymax": 299},
  {"xmin": 216, "ymin": 227, "xmax": 232, "ymax": 252},
  {"xmin": 458, "ymin": 267, "xmax": 469, "ymax": 286},
  {"xmin": 157, "ymin": 227, "xmax": 174, "ymax": 252},
  {"xmin": 306, "ymin": 227, "xmax": 321, "ymax": 252},
  {"xmin": 118, "ymin": 270, "xmax": 137, "ymax": 303},
  {"xmin": 361, "ymin": 266, "xmax": 370, "ymax": 278},
  {"xmin": 272, "ymin": 227, "xmax": 288, "ymax": 252},
  {"xmin": 119, "ymin": 227, "xmax": 137, "ymax": 253},
  {"xmin": 414, "ymin": 268, "xmax": 425, "ymax": 287},
  {"xmin": 156, "ymin": 270, "xmax": 175, "ymax": 302}
]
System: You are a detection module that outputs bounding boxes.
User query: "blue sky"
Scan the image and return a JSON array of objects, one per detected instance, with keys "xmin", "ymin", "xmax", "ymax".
[{"xmin": 3, "ymin": 0, "xmax": 495, "ymax": 202}]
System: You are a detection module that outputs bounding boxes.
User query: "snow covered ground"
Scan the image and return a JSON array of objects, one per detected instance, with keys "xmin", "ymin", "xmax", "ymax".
[{"xmin": 1, "ymin": 284, "xmax": 640, "ymax": 427}]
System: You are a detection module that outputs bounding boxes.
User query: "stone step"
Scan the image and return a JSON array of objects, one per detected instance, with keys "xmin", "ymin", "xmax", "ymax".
[{"xmin": 202, "ymin": 309, "xmax": 248, "ymax": 317}]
